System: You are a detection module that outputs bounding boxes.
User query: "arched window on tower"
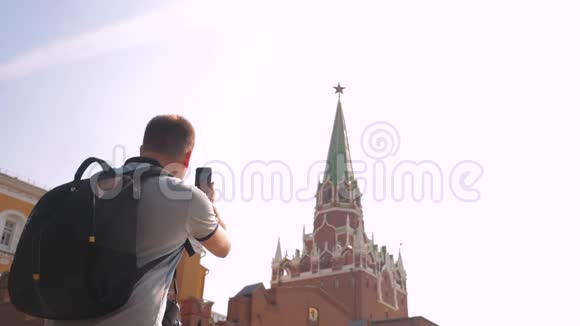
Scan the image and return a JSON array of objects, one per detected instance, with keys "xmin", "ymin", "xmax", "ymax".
[
  {"xmin": 343, "ymin": 249, "xmax": 353, "ymax": 265},
  {"xmin": 300, "ymin": 256, "xmax": 311, "ymax": 273},
  {"xmin": 322, "ymin": 183, "xmax": 333, "ymax": 204},
  {"xmin": 338, "ymin": 181, "xmax": 351, "ymax": 203},
  {"xmin": 279, "ymin": 264, "xmax": 291, "ymax": 279},
  {"xmin": 320, "ymin": 252, "xmax": 332, "ymax": 270}
]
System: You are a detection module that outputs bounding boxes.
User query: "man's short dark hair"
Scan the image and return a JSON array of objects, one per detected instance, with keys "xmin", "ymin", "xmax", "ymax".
[{"xmin": 142, "ymin": 115, "xmax": 195, "ymax": 160}]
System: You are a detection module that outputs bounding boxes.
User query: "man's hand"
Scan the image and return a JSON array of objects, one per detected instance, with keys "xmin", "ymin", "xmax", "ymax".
[
  {"xmin": 207, "ymin": 181, "xmax": 215, "ymax": 203},
  {"xmin": 205, "ymin": 181, "xmax": 215, "ymax": 204},
  {"xmin": 200, "ymin": 182, "xmax": 226, "ymax": 230},
  {"xmin": 200, "ymin": 181, "xmax": 215, "ymax": 203}
]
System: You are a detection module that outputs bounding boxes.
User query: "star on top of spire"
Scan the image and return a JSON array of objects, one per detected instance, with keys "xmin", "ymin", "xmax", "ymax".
[{"xmin": 333, "ymin": 83, "xmax": 345, "ymax": 97}]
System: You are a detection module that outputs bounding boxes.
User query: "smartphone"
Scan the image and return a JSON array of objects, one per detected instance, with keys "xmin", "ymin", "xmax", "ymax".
[{"xmin": 195, "ymin": 167, "xmax": 212, "ymax": 190}]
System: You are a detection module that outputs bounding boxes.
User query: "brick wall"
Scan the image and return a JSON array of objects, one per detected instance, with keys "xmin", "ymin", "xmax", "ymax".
[
  {"xmin": 273, "ymin": 270, "xmax": 406, "ymax": 321},
  {"xmin": 225, "ymin": 285, "xmax": 351, "ymax": 326}
]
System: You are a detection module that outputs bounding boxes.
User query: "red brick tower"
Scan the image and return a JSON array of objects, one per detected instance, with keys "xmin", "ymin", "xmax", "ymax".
[{"xmin": 270, "ymin": 85, "xmax": 409, "ymax": 321}]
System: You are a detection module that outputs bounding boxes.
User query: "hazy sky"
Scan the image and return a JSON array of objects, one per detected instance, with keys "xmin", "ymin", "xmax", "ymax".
[{"xmin": 1, "ymin": 1, "xmax": 579, "ymax": 325}]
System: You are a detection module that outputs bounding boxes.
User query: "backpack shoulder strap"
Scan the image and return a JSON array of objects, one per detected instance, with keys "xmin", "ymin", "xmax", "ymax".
[
  {"xmin": 123, "ymin": 164, "xmax": 197, "ymax": 257},
  {"xmin": 75, "ymin": 157, "xmax": 113, "ymax": 183},
  {"xmin": 121, "ymin": 164, "xmax": 167, "ymax": 199}
]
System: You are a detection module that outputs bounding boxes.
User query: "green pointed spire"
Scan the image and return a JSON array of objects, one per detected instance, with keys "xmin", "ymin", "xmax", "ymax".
[{"xmin": 323, "ymin": 95, "xmax": 354, "ymax": 185}]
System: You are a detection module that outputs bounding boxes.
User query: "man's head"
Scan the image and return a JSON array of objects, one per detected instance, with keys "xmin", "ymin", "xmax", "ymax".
[{"xmin": 140, "ymin": 114, "xmax": 195, "ymax": 179}]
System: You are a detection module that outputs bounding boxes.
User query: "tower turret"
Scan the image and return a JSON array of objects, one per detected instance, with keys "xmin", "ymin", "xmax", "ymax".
[
  {"xmin": 397, "ymin": 248, "xmax": 407, "ymax": 280},
  {"xmin": 272, "ymin": 237, "xmax": 282, "ymax": 265}
]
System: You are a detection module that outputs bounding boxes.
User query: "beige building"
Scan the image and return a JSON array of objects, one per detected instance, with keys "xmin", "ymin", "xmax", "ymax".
[
  {"xmin": 0, "ymin": 172, "xmax": 46, "ymax": 324},
  {"xmin": 0, "ymin": 172, "xmax": 46, "ymax": 275}
]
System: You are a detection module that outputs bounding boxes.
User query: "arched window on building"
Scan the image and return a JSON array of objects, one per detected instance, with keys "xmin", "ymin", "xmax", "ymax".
[
  {"xmin": 1, "ymin": 220, "xmax": 15, "ymax": 247},
  {"xmin": 0, "ymin": 210, "xmax": 26, "ymax": 253}
]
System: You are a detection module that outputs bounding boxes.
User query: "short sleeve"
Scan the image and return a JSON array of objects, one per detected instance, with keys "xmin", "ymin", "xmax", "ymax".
[{"xmin": 186, "ymin": 186, "xmax": 219, "ymax": 241}]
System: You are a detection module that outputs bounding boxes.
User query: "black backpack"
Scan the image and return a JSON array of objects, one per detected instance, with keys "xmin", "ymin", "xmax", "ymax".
[{"xmin": 8, "ymin": 157, "xmax": 193, "ymax": 320}]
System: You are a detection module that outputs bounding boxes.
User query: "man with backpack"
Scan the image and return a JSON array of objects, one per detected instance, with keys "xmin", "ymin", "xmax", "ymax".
[{"xmin": 26, "ymin": 114, "xmax": 231, "ymax": 325}]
